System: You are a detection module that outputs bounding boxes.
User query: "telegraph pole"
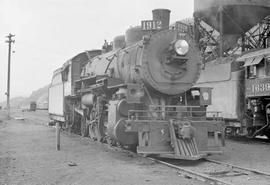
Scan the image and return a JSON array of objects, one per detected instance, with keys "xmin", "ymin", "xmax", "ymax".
[
  {"xmin": 219, "ymin": 1, "xmax": 223, "ymax": 58},
  {"xmin": 5, "ymin": 33, "xmax": 15, "ymax": 119}
]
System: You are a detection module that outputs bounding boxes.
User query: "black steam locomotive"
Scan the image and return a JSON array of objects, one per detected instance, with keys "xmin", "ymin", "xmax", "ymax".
[
  {"xmin": 197, "ymin": 49, "xmax": 270, "ymax": 139},
  {"xmin": 49, "ymin": 9, "xmax": 224, "ymax": 160}
]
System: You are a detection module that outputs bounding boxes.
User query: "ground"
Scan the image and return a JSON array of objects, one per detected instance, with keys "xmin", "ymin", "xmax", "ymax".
[
  {"xmin": 1, "ymin": 110, "xmax": 270, "ymax": 185},
  {"xmin": 0, "ymin": 110, "xmax": 206, "ymax": 185},
  {"xmin": 209, "ymin": 138, "xmax": 270, "ymax": 173}
]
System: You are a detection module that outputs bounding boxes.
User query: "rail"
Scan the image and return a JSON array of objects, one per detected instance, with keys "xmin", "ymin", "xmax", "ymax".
[{"xmin": 147, "ymin": 156, "xmax": 270, "ymax": 185}]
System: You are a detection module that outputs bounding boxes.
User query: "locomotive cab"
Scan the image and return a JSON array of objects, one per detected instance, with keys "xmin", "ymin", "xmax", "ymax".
[{"xmin": 237, "ymin": 48, "xmax": 270, "ymax": 138}]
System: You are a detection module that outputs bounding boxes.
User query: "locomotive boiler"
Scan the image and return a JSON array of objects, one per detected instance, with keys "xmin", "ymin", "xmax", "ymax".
[{"xmin": 49, "ymin": 9, "xmax": 224, "ymax": 160}]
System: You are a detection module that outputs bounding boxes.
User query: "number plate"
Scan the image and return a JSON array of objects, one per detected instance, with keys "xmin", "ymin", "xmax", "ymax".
[
  {"xmin": 174, "ymin": 22, "xmax": 189, "ymax": 33},
  {"xmin": 246, "ymin": 77, "xmax": 270, "ymax": 97},
  {"xmin": 141, "ymin": 20, "xmax": 162, "ymax": 30}
]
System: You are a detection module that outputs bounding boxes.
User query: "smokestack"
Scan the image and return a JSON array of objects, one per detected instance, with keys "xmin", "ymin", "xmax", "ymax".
[{"xmin": 152, "ymin": 9, "xmax": 171, "ymax": 29}]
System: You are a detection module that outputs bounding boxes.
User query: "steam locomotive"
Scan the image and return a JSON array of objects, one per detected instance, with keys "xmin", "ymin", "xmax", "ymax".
[
  {"xmin": 49, "ymin": 9, "xmax": 224, "ymax": 160},
  {"xmin": 197, "ymin": 49, "xmax": 270, "ymax": 139}
]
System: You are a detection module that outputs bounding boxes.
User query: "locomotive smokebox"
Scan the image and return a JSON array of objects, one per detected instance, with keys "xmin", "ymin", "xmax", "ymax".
[{"xmin": 152, "ymin": 9, "xmax": 171, "ymax": 29}]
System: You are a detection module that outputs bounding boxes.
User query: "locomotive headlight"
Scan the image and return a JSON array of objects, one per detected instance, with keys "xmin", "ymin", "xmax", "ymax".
[{"xmin": 174, "ymin": 39, "xmax": 189, "ymax": 55}]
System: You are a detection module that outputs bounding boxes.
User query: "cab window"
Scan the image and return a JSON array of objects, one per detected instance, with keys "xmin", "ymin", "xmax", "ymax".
[
  {"xmin": 256, "ymin": 59, "xmax": 266, "ymax": 77},
  {"xmin": 266, "ymin": 58, "xmax": 270, "ymax": 76},
  {"xmin": 247, "ymin": 65, "xmax": 256, "ymax": 79}
]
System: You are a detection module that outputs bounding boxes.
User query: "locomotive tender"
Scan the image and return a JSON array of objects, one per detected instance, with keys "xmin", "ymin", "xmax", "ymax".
[{"xmin": 49, "ymin": 9, "xmax": 224, "ymax": 160}]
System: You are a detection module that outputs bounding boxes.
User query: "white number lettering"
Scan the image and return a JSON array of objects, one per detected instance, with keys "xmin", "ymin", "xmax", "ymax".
[
  {"xmin": 254, "ymin": 84, "xmax": 259, "ymax": 92},
  {"xmin": 260, "ymin": 84, "xmax": 265, "ymax": 92},
  {"xmin": 156, "ymin": 21, "xmax": 162, "ymax": 29},
  {"xmin": 266, "ymin": 83, "xmax": 270, "ymax": 91}
]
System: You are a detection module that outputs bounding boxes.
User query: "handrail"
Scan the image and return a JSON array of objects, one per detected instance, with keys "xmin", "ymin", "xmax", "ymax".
[
  {"xmin": 127, "ymin": 108, "xmax": 223, "ymax": 122},
  {"xmin": 149, "ymin": 105, "xmax": 203, "ymax": 108}
]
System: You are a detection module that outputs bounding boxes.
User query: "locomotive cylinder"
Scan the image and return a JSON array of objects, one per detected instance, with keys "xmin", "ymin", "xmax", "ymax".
[{"xmin": 107, "ymin": 100, "xmax": 138, "ymax": 145}]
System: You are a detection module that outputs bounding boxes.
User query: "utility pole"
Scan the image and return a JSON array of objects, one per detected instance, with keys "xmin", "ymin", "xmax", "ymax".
[
  {"xmin": 5, "ymin": 33, "xmax": 15, "ymax": 119},
  {"xmin": 219, "ymin": 1, "xmax": 223, "ymax": 58}
]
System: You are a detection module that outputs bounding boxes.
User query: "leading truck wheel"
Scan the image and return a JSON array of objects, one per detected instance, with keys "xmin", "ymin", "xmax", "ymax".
[{"xmin": 80, "ymin": 116, "xmax": 89, "ymax": 137}]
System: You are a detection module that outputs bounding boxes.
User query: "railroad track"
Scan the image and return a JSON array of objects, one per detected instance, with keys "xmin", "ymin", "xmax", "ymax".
[
  {"xmin": 148, "ymin": 157, "xmax": 270, "ymax": 185},
  {"xmin": 60, "ymin": 131, "xmax": 270, "ymax": 185},
  {"xmin": 227, "ymin": 137, "xmax": 270, "ymax": 145},
  {"xmin": 20, "ymin": 112, "xmax": 270, "ymax": 184},
  {"xmin": 79, "ymin": 135, "xmax": 270, "ymax": 185}
]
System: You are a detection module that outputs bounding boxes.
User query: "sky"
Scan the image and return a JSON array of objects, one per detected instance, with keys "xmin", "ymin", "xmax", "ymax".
[{"xmin": 0, "ymin": 0, "xmax": 194, "ymax": 102}]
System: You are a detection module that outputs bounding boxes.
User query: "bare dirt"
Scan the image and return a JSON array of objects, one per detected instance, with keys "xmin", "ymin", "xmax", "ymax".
[
  {"xmin": 0, "ymin": 111, "xmax": 205, "ymax": 185},
  {"xmin": 208, "ymin": 138, "xmax": 270, "ymax": 173},
  {"xmin": 2, "ymin": 110, "xmax": 270, "ymax": 185}
]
